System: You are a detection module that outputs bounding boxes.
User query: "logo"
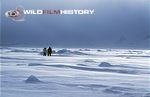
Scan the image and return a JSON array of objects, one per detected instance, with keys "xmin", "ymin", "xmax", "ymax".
[
  {"xmin": 5, "ymin": 6, "xmax": 95, "ymax": 22},
  {"xmin": 5, "ymin": 6, "xmax": 25, "ymax": 21}
]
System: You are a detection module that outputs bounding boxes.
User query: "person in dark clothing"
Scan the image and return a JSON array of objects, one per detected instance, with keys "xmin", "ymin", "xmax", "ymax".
[
  {"xmin": 48, "ymin": 47, "xmax": 52, "ymax": 56},
  {"xmin": 43, "ymin": 48, "xmax": 47, "ymax": 56}
]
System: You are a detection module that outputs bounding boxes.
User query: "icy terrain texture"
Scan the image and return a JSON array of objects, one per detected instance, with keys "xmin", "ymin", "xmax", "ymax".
[{"xmin": 0, "ymin": 47, "xmax": 150, "ymax": 97}]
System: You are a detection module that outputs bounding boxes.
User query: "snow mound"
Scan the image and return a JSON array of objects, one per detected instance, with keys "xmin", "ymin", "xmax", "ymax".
[
  {"xmin": 56, "ymin": 49, "xmax": 88, "ymax": 55},
  {"xmin": 97, "ymin": 49, "xmax": 102, "ymax": 52},
  {"xmin": 25, "ymin": 75, "xmax": 42, "ymax": 83},
  {"xmin": 79, "ymin": 48, "xmax": 91, "ymax": 51},
  {"xmin": 57, "ymin": 49, "xmax": 72, "ymax": 54},
  {"xmin": 99, "ymin": 62, "xmax": 112, "ymax": 67}
]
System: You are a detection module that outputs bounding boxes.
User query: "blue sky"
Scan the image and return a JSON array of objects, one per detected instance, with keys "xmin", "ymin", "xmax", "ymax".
[{"xmin": 1, "ymin": 0, "xmax": 149, "ymax": 49}]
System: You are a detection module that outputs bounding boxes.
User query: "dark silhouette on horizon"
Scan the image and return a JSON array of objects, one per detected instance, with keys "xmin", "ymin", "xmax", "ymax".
[
  {"xmin": 48, "ymin": 47, "xmax": 52, "ymax": 56},
  {"xmin": 43, "ymin": 48, "xmax": 47, "ymax": 56}
]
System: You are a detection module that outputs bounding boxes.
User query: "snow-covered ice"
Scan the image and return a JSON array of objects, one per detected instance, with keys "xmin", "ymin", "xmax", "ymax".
[{"xmin": 0, "ymin": 47, "xmax": 150, "ymax": 97}]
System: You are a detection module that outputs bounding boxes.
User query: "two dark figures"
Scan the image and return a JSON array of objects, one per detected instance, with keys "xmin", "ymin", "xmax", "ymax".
[{"xmin": 43, "ymin": 47, "xmax": 52, "ymax": 56}]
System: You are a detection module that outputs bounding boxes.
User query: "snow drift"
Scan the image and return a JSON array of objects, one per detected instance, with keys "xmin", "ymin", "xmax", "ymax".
[{"xmin": 25, "ymin": 75, "xmax": 42, "ymax": 83}]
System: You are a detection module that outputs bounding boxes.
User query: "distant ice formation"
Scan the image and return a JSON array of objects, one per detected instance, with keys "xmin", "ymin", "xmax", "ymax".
[{"xmin": 56, "ymin": 49, "xmax": 88, "ymax": 55}]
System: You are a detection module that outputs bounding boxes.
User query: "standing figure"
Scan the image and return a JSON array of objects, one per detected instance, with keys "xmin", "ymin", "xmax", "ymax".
[
  {"xmin": 43, "ymin": 48, "xmax": 47, "ymax": 56},
  {"xmin": 48, "ymin": 47, "xmax": 52, "ymax": 56}
]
